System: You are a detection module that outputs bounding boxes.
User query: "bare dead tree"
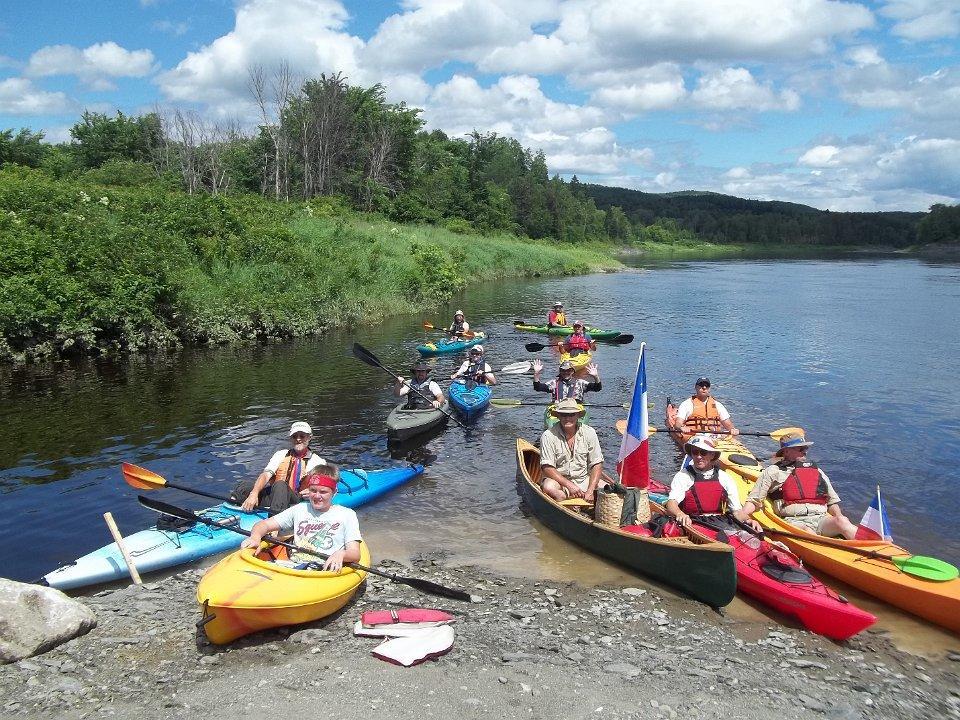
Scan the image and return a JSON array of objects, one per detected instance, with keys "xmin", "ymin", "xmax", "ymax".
[
  {"xmin": 171, "ymin": 109, "xmax": 200, "ymax": 194},
  {"xmin": 363, "ymin": 119, "xmax": 396, "ymax": 211},
  {"xmin": 248, "ymin": 63, "xmax": 297, "ymax": 201}
]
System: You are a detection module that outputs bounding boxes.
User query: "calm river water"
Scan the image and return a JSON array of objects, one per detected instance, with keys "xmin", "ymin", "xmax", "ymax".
[{"xmin": 2, "ymin": 256, "xmax": 959, "ymax": 645}]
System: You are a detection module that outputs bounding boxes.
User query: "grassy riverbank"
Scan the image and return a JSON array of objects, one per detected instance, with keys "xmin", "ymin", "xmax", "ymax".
[
  {"xmin": 623, "ymin": 239, "xmax": 892, "ymax": 260},
  {"xmin": 0, "ymin": 166, "xmax": 620, "ymax": 363}
]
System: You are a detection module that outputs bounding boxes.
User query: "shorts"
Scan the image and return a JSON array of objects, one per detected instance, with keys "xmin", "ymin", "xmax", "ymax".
[{"xmin": 781, "ymin": 513, "xmax": 829, "ymax": 535}]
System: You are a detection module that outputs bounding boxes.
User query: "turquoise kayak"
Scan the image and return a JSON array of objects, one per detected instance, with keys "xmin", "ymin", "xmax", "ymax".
[
  {"xmin": 448, "ymin": 380, "xmax": 492, "ymax": 419},
  {"xmin": 417, "ymin": 332, "xmax": 485, "ymax": 355},
  {"xmin": 41, "ymin": 464, "xmax": 424, "ymax": 590}
]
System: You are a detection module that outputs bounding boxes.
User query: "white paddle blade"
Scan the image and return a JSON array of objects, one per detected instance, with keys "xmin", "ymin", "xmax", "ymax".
[{"xmin": 500, "ymin": 361, "xmax": 532, "ymax": 374}]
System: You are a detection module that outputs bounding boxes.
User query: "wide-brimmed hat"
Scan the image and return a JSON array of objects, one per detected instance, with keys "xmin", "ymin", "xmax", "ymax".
[
  {"xmin": 553, "ymin": 301, "xmax": 563, "ymax": 307},
  {"xmin": 551, "ymin": 398, "xmax": 585, "ymax": 416},
  {"xmin": 454, "ymin": 309, "xmax": 465, "ymax": 317},
  {"xmin": 469, "ymin": 344, "xmax": 484, "ymax": 354},
  {"xmin": 558, "ymin": 360, "xmax": 575, "ymax": 371},
  {"xmin": 684, "ymin": 434, "xmax": 720, "ymax": 457},
  {"xmin": 412, "ymin": 362, "xmax": 432, "ymax": 373},
  {"xmin": 774, "ymin": 432, "xmax": 813, "ymax": 457},
  {"xmin": 289, "ymin": 421, "xmax": 312, "ymax": 436},
  {"xmin": 572, "ymin": 320, "xmax": 585, "ymax": 328}
]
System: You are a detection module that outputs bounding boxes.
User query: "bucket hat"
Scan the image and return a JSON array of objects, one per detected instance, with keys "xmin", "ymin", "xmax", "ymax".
[
  {"xmin": 774, "ymin": 432, "xmax": 813, "ymax": 457},
  {"xmin": 551, "ymin": 398, "xmax": 585, "ymax": 416}
]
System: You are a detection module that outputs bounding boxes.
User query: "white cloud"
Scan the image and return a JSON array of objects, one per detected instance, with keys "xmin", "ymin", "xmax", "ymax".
[
  {"xmin": 153, "ymin": 20, "xmax": 190, "ymax": 37},
  {"xmin": 798, "ymin": 143, "xmax": 877, "ymax": 167},
  {"xmin": 845, "ymin": 45, "xmax": 885, "ymax": 66},
  {"xmin": 837, "ymin": 60, "xmax": 960, "ymax": 121},
  {"xmin": 588, "ymin": 65, "xmax": 687, "ymax": 112},
  {"xmin": 690, "ymin": 67, "xmax": 801, "ymax": 111},
  {"xmin": 0, "ymin": 78, "xmax": 74, "ymax": 115},
  {"xmin": 879, "ymin": 0, "xmax": 960, "ymax": 40},
  {"xmin": 26, "ymin": 42, "xmax": 156, "ymax": 90}
]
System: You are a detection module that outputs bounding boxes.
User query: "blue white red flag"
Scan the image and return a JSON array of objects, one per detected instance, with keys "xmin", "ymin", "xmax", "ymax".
[
  {"xmin": 617, "ymin": 343, "xmax": 650, "ymax": 488},
  {"xmin": 854, "ymin": 486, "xmax": 893, "ymax": 542}
]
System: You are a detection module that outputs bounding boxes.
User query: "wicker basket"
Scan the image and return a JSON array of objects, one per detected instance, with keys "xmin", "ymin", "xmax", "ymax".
[
  {"xmin": 634, "ymin": 489, "xmax": 651, "ymax": 524},
  {"xmin": 595, "ymin": 486, "xmax": 624, "ymax": 527}
]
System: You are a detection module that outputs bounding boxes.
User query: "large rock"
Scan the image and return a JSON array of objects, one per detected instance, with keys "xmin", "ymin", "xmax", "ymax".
[{"xmin": 0, "ymin": 579, "xmax": 96, "ymax": 663}]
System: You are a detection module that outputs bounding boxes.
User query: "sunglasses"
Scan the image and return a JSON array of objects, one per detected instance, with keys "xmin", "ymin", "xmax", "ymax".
[{"xmin": 688, "ymin": 448, "xmax": 714, "ymax": 456}]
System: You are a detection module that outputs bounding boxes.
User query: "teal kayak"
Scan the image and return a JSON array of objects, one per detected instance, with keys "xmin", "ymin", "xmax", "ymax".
[{"xmin": 417, "ymin": 332, "xmax": 485, "ymax": 355}]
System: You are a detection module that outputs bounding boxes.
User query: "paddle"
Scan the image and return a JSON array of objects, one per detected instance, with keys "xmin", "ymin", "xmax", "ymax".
[
  {"xmin": 490, "ymin": 398, "xmax": 652, "ymax": 410},
  {"xmin": 121, "ymin": 462, "xmax": 267, "ymax": 509},
  {"xmin": 501, "ymin": 361, "xmax": 532, "ymax": 374},
  {"xmin": 137, "ymin": 495, "xmax": 475, "ymax": 601},
  {"xmin": 614, "ymin": 419, "xmax": 804, "ymax": 439},
  {"xmin": 422, "ymin": 322, "xmax": 477, "ymax": 340},
  {"xmin": 351, "ymin": 343, "xmax": 468, "ymax": 429},
  {"xmin": 722, "ymin": 513, "xmax": 958, "ymax": 582},
  {"xmin": 525, "ymin": 335, "xmax": 632, "ymax": 352}
]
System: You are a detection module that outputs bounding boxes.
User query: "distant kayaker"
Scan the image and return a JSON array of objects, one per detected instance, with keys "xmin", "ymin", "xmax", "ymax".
[
  {"xmin": 532, "ymin": 358, "xmax": 600, "ymax": 401},
  {"xmin": 734, "ymin": 432, "xmax": 858, "ymax": 539},
  {"xmin": 395, "ymin": 361, "xmax": 445, "ymax": 409},
  {"xmin": 547, "ymin": 301, "xmax": 568, "ymax": 327},
  {"xmin": 231, "ymin": 421, "xmax": 333, "ymax": 514},
  {"xmin": 447, "ymin": 310, "xmax": 470, "ymax": 341},
  {"xmin": 556, "ymin": 321, "xmax": 596, "ymax": 356},
  {"xmin": 671, "ymin": 377, "xmax": 739, "ymax": 436},
  {"xmin": 241, "ymin": 469, "xmax": 362, "ymax": 571},
  {"xmin": 666, "ymin": 435, "xmax": 762, "ymax": 532},
  {"xmin": 538, "ymin": 398, "xmax": 605, "ymax": 503},
  {"xmin": 451, "ymin": 345, "xmax": 497, "ymax": 385}
]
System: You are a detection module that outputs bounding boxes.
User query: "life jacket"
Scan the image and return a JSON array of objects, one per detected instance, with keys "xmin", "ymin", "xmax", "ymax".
[
  {"xmin": 682, "ymin": 396, "xmax": 723, "ymax": 433},
  {"xmin": 775, "ymin": 462, "xmax": 828, "ymax": 505},
  {"xmin": 549, "ymin": 310, "xmax": 566, "ymax": 326},
  {"xmin": 274, "ymin": 450, "xmax": 315, "ymax": 493},
  {"xmin": 405, "ymin": 379, "xmax": 437, "ymax": 409},
  {"xmin": 566, "ymin": 333, "xmax": 592, "ymax": 352},
  {"xmin": 679, "ymin": 469, "xmax": 728, "ymax": 515},
  {"xmin": 552, "ymin": 377, "xmax": 581, "ymax": 401},
  {"xmin": 449, "ymin": 319, "xmax": 466, "ymax": 335},
  {"xmin": 463, "ymin": 359, "xmax": 488, "ymax": 383}
]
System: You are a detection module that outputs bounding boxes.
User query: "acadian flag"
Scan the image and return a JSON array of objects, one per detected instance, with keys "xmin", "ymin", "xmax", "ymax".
[
  {"xmin": 854, "ymin": 486, "xmax": 893, "ymax": 542},
  {"xmin": 617, "ymin": 342, "xmax": 650, "ymax": 488}
]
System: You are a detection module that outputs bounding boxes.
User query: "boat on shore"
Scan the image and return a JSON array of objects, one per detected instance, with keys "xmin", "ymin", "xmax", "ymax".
[{"xmin": 515, "ymin": 438, "xmax": 736, "ymax": 608}]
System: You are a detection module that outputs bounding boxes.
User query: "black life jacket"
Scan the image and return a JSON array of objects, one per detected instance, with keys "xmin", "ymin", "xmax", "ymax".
[
  {"xmin": 464, "ymin": 358, "xmax": 488, "ymax": 383},
  {"xmin": 679, "ymin": 469, "xmax": 728, "ymax": 515},
  {"xmin": 405, "ymin": 379, "xmax": 437, "ymax": 409},
  {"xmin": 449, "ymin": 319, "xmax": 466, "ymax": 334},
  {"xmin": 776, "ymin": 461, "xmax": 828, "ymax": 505}
]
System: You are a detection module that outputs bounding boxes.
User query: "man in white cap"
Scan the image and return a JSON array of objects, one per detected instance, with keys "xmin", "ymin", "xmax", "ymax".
[
  {"xmin": 671, "ymin": 377, "xmax": 739, "ymax": 436},
  {"xmin": 538, "ymin": 398, "xmax": 605, "ymax": 502},
  {"xmin": 532, "ymin": 358, "xmax": 600, "ymax": 401},
  {"xmin": 667, "ymin": 435, "xmax": 761, "ymax": 532},
  {"xmin": 447, "ymin": 310, "xmax": 470, "ymax": 341},
  {"xmin": 232, "ymin": 421, "xmax": 331, "ymax": 513},
  {"xmin": 734, "ymin": 432, "xmax": 857, "ymax": 538},
  {"xmin": 547, "ymin": 302, "xmax": 568, "ymax": 328},
  {"xmin": 451, "ymin": 345, "xmax": 497, "ymax": 384}
]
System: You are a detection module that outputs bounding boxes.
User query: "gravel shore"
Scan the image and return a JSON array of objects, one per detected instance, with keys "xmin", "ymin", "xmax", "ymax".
[{"xmin": 3, "ymin": 554, "xmax": 959, "ymax": 720}]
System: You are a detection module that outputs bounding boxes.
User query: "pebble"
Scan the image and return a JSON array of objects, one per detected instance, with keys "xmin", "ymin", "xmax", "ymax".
[
  {"xmin": 621, "ymin": 588, "xmax": 647, "ymax": 597},
  {"xmin": 603, "ymin": 662, "xmax": 641, "ymax": 678}
]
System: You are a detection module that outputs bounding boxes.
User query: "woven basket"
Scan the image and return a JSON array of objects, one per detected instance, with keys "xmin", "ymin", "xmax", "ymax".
[
  {"xmin": 594, "ymin": 487, "xmax": 624, "ymax": 527},
  {"xmin": 635, "ymin": 489, "xmax": 651, "ymax": 524}
]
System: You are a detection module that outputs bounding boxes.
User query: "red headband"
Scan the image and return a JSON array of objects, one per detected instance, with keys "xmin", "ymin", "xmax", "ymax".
[{"xmin": 302, "ymin": 473, "xmax": 338, "ymax": 491}]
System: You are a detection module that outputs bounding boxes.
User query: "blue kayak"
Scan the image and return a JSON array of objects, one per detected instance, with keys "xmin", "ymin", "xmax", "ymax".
[
  {"xmin": 41, "ymin": 464, "xmax": 424, "ymax": 590},
  {"xmin": 448, "ymin": 380, "xmax": 492, "ymax": 419},
  {"xmin": 417, "ymin": 332, "xmax": 485, "ymax": 355}
]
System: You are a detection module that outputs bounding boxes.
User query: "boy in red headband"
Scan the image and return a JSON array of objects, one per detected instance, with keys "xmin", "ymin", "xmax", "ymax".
[{"xmin": 241, "ymin": 465, "xmax": 362, "ymax": 571}]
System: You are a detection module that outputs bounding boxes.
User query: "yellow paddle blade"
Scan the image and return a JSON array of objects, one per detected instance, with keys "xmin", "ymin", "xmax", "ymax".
[
  {"xmin": 559, "ymin": 498, "xmax": 593, "ymax": 507},
  {"xmin": 422, "ymin": 322, "xmax": 436, "ymax": 330},
  {"xmin": 769, "ymin": 427, "xmax": 805, "ymax": 441},
  {"xmin": 490, "ymin": 398, "xmax": 523, "ymax": 407},
  {"xmin": 614, "ymin": 420, "xmax": 658, "ymax": 436},
  {"xmin": 121, "ymin": 462, "xmax": 168, "ymax": 490}
]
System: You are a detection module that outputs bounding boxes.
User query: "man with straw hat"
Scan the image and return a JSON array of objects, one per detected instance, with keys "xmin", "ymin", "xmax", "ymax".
[
  {"xmin": 538, "ymin": 398, "xmax": 605, "ymax": 503},
  {"xmin": 395, "ymin": 361, "xmax": 445, "ymax": 409},
  {"xmin": 734, "ymin": 432, "xmax": 857, "ymax": 539}
]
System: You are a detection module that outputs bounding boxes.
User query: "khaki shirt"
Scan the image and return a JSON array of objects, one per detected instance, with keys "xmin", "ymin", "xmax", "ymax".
[
  {"xmin": 747, "ymin": 462, "xmax": 841, "ymax": 518},
  {"xmin": 539, "ymin": 423, "xmax": 604, "ymax": 490}
]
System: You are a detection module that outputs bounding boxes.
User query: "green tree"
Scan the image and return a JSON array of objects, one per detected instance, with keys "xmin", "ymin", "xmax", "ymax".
[
  {"xmin": 69, "ymin": 111, "xmax": 164, "ymax": 169},
  {"xmin": 0, "ymin": 128, "xmax": 47, "ymax": 167}
]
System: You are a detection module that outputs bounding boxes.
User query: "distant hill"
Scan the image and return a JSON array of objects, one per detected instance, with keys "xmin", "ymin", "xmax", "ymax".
[{"xmin": 580, "ymin": 183, "xmax": 923, "ymax": 247}]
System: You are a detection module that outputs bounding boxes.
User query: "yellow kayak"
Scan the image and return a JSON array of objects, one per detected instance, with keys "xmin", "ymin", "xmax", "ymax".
[
  {"xmin": 664, "ymin": 401, "xmax": 764, "ymax": 482},
  {"xmin": 197, "ymin": 542, "xmax": 370, "ymax": 644},
  {"xmin": 560, "ymin": 351, "xmax": 592, "ymax": 371}
]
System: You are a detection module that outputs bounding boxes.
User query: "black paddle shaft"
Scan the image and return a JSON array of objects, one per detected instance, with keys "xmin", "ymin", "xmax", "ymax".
[
  {"xmin": 137, "ymin": 495, "xmax": 473, "ymax": 602},
  {"xmin": 351, "ymin": 343, "xmax": 467, "ymax": 429}
]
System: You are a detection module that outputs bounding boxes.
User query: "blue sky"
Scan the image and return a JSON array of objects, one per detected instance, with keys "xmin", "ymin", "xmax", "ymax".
[{"xmin": 2, "ymin": 0, "xmax": 959, "ymax": 211}]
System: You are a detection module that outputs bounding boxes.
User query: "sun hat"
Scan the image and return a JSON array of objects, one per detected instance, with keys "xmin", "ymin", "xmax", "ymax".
[
  {"xmin": 289, "ymin": 421, "xmax": 312, "ymax": 436},
  {"xmin": 553, "ymin": 301, "xmax": 563, "ymax": 307},
  {"xmin": 684, "ymin": 434, "xmax": 720, "ymax": 457},
  {"xmin": 558, "ymin": 360, "xmax": 575, "ymax": 371},
  {"xmin": 412, "ymin": 361, "xmax": 432, "ymax": 373},
  {"xmin": 572, "ymin": 320, "xmax": 585, "ymax": 328},
  {"xmin": 695, "ymin": 377, "xmax": 711, "ymax": 388},
  {"xmin": 454, "ymin": 309, "xmax": 465, "ymax": 317},
  {"xmin": 551, "ymin": 398, "xmax": 585, "ymax": 416},
  {"xmin": 774, "ymin": 432, "xmax": 813, "ymax": 457},
  {"xmin": 302, "ymin": 473, "xmax": 338, "ymax": 491},
  {"xmin": 469, "ymin": 345, "xmax": 484, "ymax": 354}
]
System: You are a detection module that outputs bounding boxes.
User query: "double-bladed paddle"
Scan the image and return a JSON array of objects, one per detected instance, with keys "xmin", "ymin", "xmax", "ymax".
[
  {"xmin": 500, "ymin": 361, "xmax": 532, "ymax": 374},
  {"xmin": 614, "ymin": 419, "xmax": 805, "ymax": 440},
  {"xmin": 422, "ymin": 322, "xmax": 477, "ymax": 340},
  {"xmin": 121, "ymin": 462, "xmax": 265, "ymax": 509},
  {"xmin": 525, "ymin": 336, "xmax": 633, "ymax": 352},
  {"xmin": 491, "ymin": 398, "xmax": 653, "ymax": 410},
  {"xmin": 351, "ymin": 343, "xmax": 468, "ymax": 430},
  {"xmin": 137, "ymin": 495, "xmax": 475, "ymax": 601},
  {"xmin": 722, "ymin": 513, "xmax": 958, "ymax": 582}
]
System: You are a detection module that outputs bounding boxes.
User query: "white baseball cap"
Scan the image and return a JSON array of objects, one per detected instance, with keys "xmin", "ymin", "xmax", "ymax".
[{"xmin": 289, "ymin": 421, "xmax": 312, "ymax": 436}]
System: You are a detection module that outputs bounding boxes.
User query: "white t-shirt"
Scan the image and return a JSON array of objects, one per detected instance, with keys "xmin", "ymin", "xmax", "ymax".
[
  {"xmin": 667, "ymin": 467, "xmax": 744, "ymax": 511},
  {"xmin": 263, "ymin": 450, "xmax": 328, "ymax": 477},
  {"xmin": 271, "ymin": 503, "xmax": 362, "ymax": 560},
  {"xmin": 454, "ymin": 361, "xmax": 492, "ymax": 377},
  {"xmin": 675, "ymin": 397, "xmax": 731, "ymax": 424}
]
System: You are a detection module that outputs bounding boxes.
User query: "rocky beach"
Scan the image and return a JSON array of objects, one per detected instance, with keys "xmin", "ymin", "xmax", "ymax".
[{"xmin": 2, "ymin": 553, "xmax": 958, "ymax": 720}]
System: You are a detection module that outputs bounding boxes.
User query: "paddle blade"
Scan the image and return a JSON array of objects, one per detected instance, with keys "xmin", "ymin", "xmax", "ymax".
[
  {"xmin": 892, "ymin": 555, "xmax": 959, "ymax": 581},
  {"xmin": 769, "ymin": 427, "xmax": 805, "ymax": 441},
  {"xmin": 501, "ymin": 361, "xmax": 532, "ymax": 374},
  {"xmin": 121, "ymin": 462, "xmax": 167, "ymax": 490},
  {"xmin": 490, "ymin": 398, "xmax": 523, "ymax": 407},
  {"xmin": 513, "ymin": 320, "xmax": 527, "ymax": 326},
  {"xmin": 399, "ymin": 576, "xmax": 474, "ymax": 602},
  {"xmin": 615, "ymin": 419, "xmax": 657, "ymax": 436},
  {"xmin": 525, "ymin": 342, "xmax": 547, "ymax": 352},
  {"xmin": 612, "ymin": 334, "xmax": 634, "ymax": 345},
  {"xmin": 137, "ymin": 495, "xmax": 199, "ymax": 522},
  {"xmin": 422, "ymin": 322, "xmax": 436, "ymax": 330},
  {"xmin": 352, "ymin": 342, "xmax": 382, "ymax": 369}
]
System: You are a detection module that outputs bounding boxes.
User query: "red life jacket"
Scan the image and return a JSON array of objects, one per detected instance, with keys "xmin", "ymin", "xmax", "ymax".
[
  {"xmin": 679, "ymin": 471, "xmax": 728, "ymax": 515},
  {"xmin": 566, "ymin": 333, "xmax": 591, "ymax": 352},
  {"xmin": 682, "ymin": 396, "xmax": 722, "ymax": 433},
  {"xmin": 777, "ymin": 462, "xmax": 828, "ymax": 505}
]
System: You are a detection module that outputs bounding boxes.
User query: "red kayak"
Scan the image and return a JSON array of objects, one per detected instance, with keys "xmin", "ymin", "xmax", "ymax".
[{"xmin": 694, "ymin": 518, "xmax": 876, "ymax": 640}]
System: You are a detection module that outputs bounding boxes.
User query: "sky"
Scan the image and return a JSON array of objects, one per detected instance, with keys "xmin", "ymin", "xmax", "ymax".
[{"xmin": 1, "ymin": 0, "xmax": 959, "ymax": 212}]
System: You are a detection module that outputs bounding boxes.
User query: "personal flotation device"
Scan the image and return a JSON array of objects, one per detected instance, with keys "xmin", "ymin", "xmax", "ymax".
[
  {"xmin": 449, "ymin": 318, "xmax": 467, "ymax": 335},
  {"xmin": 552, "ymin": 377, "xmax": 581, "ymax": 401},
  {"xmin": 678, "ymin": 470, "xmax": 728, "ymax": 515},
  {"xmin": 565, "ymin": 333, "xmax": 592, "ymax": 352},
  {"xmin": 548, "ymin": 310, "xmax": 566, "ymax": 326},
  {"xmin": 682, "ymin": 396, "xmax": 723, "ymax": 433},
  {"xmin": 405, "ymin": 379, "xmax": 437, "ymax": 409},
  {"xmin": 463, "ymin": 359, "xmax": 488, "ymax": 383},
  {"xmin": 275, "ymin": 450, "xmax": 315, "ymax": 492},
  {"xmin": 775, "ymin": 462, "xmax": 828, "ymax": 505}
]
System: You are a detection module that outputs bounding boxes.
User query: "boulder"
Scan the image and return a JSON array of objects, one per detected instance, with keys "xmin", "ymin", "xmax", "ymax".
[{"xmin": 0, "ymin": 579, "xmax": 96, "ymax": 663}]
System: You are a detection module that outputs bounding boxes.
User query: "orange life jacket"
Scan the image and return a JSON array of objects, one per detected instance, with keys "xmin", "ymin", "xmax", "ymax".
[
  {"xmin": 682, "ymin": 396, "xmax": 723, "ymax": 433},
  {"xmin": 274, "ymin": 451, "xmax": 314, "ymax": 493},
  {"xmin": 548, "ymin": 310, "xmax": 566, "ymax": 326}
]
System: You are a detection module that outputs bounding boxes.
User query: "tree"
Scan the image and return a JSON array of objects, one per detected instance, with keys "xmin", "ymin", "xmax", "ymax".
[
  {"xmin": 69, "ymin": 111, "xmax": 164, "ymax": 169},
  {"xmin": 0, "ymin": 128, "xmax": 47, "ymax": 167}
]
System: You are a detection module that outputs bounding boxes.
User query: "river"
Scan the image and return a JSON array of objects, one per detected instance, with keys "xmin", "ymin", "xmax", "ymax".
[{"xmin": 2, "ymin": 256, "xmax": 958, "ymax": 649}]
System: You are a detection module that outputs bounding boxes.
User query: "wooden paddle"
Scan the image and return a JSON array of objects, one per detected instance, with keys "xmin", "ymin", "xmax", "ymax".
[
  {"xmin": 722, "ymin": 513, "xmax": 958, "ymax": 582},
  {"xmin": 614, "ymin": 419, "xmax": 804, "ymax": 439},
  {"xmin": 352, "ymin": 343, "xmax": 468, "ymax": 429},
  {"xmin": 121, "ymin": 462, "xmax": 266, "ymax": 508},
  {"xmin": 137, "ymin": 495, "xmax": 475, "ymax": 601},
  {"xmin": 422, "ymin": 322, "xmax": 477, "ymax": 340}
]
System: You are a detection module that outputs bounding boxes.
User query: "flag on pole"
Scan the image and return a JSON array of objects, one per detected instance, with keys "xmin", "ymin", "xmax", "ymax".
[
  {"xmin": 617, "ymin": 342, "xmax": 650, "ymax": 488},
  {"xmin": 854, "ymin": 486, "xmax": 893, "ymax": 542}
]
